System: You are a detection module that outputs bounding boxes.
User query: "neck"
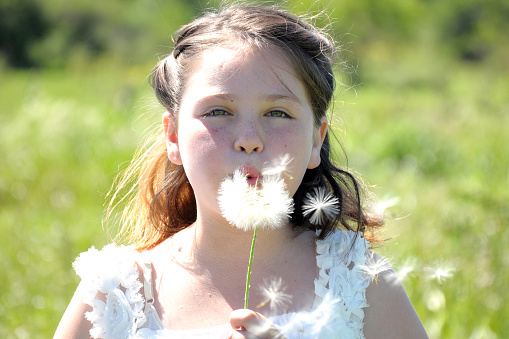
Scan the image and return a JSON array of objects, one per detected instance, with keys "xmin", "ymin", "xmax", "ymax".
[{"xmin": 170, "ymin": 213, "xmax": 297, "ymax": 269}]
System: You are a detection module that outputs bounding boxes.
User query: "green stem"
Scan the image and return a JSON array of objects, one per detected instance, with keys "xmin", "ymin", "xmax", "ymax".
[{"xmin": 244, "ymin": 226, "xmax": 258, "ymax": 309}]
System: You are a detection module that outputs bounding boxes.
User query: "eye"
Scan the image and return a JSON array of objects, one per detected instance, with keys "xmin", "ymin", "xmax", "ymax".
[
  {"xmin": 265, "ymin": 110, "xmax": 292, "ymax": 119},
  {"xmin": 204, "ymin": 109, "xmax": 230, "ymax": 117}
]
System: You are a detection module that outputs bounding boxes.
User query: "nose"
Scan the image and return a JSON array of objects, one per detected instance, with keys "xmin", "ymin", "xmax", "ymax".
[{"xmin": 234, "ymin": 120, "xmax": 264, "ymax": 154}]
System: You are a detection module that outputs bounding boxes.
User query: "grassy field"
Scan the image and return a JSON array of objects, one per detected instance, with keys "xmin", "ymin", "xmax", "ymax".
[
  {"xmin": 1, "ymin": 18, "xmax": 508, "ymax": 339},
  {"xmin": 342, "ymin": 49, "xmax": 509, "ymax": 338}
]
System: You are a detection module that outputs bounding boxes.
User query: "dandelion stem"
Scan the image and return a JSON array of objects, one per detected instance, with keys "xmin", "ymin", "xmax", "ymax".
[{"xmin": 244, "ymin": 226, "xmax": 258, "ymax": 309}]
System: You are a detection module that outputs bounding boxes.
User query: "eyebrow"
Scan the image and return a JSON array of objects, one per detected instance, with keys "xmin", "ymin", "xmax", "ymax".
[
  {"xmin": 194, "ymin": 93, "xmax": 234, "ymax": 107},
  {"xmin": 196, "ymin": 93, "xmax": 303, "ymax": 107},
  {"xmin": 263, "ymin": 94, "xmax": 303, "ymax": 105}
]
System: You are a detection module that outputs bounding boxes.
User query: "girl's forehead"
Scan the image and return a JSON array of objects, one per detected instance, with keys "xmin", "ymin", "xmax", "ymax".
[
  {"xmin": 187, "ymin": 45, "xmax": 307, "ymax": 100},
  {"xmin": 201, "ymin": 45, "xmax": 292, "ymax": 76}
]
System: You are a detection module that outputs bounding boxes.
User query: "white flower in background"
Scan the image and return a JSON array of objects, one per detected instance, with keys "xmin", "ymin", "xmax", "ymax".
[
  {"xmin": 301, "ymin": 187, "xmax": 340, "ymax": 225},
  {"xmin": 218, "ymin": 168, "xmax": 294, "ymax": 231},
  {"xmin": 257, "ymin": 278, "xmax": 292, "ymax": 313}
]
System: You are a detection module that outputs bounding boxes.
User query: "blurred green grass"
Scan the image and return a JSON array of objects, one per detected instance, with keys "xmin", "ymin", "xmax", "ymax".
[
  {"xmin": 1, "ymin": 1, "xmax": 508, "ymax": 338},
  {"xmin": 340, "ymin": 54, "xmax": 509, "ymax": 338},
  {"xmin": 0, "ymin": 61, "xmax": 158, "ymax": 337}
]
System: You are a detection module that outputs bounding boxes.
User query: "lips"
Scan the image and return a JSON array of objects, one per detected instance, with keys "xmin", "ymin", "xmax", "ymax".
[{"xmin": 239, "ymin": 165, "xmax": 261, "ymax": 186}]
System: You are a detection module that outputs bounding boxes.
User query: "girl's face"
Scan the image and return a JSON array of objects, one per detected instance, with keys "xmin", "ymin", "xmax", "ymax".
[{"xmin": 164, "ymin": 45, "xmax": 327, "ymax": 222}]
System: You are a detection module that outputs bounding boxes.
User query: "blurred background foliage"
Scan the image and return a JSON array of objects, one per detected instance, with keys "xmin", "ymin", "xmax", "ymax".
[{"xmin": 0, "ymin": 0, "xmax": 507, "ymax": 338}]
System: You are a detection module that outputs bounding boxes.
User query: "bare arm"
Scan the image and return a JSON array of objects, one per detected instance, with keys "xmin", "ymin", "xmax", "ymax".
[
  {"xmin": 54, "ymin": 282, "xmax": 94, "ymax": 339},
  {"xmin": 363, "ymin": 254, "xmax": 428, "ymax": 339}
]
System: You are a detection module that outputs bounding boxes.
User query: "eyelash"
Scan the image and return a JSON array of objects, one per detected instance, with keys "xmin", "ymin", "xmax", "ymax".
[
  {"xmin": 204, "ymin": 109, "xmax": 230, "ymax": 117},
  {"xmin": 203, "ymin": 109, "xmax": 292, "ymax": 119},
  {"xmin": 265, "ymin": 110, "xmax": 292, "ymax": 119}
]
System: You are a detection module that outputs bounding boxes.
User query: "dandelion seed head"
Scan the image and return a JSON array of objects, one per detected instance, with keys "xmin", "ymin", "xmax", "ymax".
[
  {"xmin": 301, "ymin": 187, "xmax": 340, "ymax": 225},
  {"xmin": 218, "ymin": 168, "xmax": 294, "ymax": 231}
]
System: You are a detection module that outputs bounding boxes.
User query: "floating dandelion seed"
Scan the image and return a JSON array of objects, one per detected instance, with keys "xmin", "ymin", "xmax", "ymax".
[
  {"xmin": 396, "ymin": 257, "xmax": 417, "ymax": 283},
  {"xmin": 262, "ymin": 154, "xmax": 293, "ymax": 179},
  {"xmin": 424, "ymin": 262, "xmax": 455, "ymax": 286},
  {"xmin": 308, "ymin": 294, "xmax": 340, "ymax": 336},
  {"xmin": 277, "ymin": 293, "xmax": 340, "ymax": 337},
  {"xmin": 257, "ymin": 278, "xmax": 292, "ymax": 313},
  {"xmin": 302, "ymin": 187, "xmax": 340, "ymax": 225},
  {"xmin": 360, "ymin": 254, "xmax": 393, "ymax": 285},
  {"xmin": 374, "ymin": 196, "xmax": 400, "ymax": 215}
]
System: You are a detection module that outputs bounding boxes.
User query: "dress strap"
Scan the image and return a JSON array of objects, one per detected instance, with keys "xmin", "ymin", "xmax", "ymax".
[
  {"xmin": 142, "ymin": 262, "xmax": 154, "ymax": 303},
  {"xmin": 138, "ymin": 260, "xmax": 165, "ymax": 330}
]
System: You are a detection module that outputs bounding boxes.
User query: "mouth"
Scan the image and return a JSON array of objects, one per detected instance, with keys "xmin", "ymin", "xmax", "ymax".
[
  {"xmin": 246, "ymin": 175, "xmax": 260, "ymax": 186},
  {"xmin": 240, "ymin": 165, "xmax": 261, "ymax": 186}
]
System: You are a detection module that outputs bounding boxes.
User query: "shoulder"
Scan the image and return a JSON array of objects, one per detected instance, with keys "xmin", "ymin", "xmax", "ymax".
[
  {"xmin": 317, "ymin": 231, "xmax": 428, "ymax": 338},
  {"xmin": 363, "ymin": 252, "xmax": 428, "ymax": 339},
  {"xmin": 55, "ymin": 280, "xmax": 96, "ymax": 339}
]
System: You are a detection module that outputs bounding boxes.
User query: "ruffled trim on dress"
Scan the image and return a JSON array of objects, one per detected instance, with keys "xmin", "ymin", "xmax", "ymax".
[
  {"xmin": 73, "ymin": 230, "xmax": 372, "ymax": 338},
  {"xmin": 73, "ymin": 244, "xmax": 146, "ymax": 339},
  {"xmin": 313, "ymin": 230, "xmax": 371, "ymax": 339}
]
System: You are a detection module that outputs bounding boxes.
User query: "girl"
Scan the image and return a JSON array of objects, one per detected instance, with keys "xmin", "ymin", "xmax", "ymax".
[{"xmin": 55, "ymin": 4, "xmax": 428, "ymax": 339}]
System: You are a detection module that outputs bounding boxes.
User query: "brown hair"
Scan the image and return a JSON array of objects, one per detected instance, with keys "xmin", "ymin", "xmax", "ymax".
[{"xmin": 107, "ymin": 4, "xmax": 382, "ymax": 251}]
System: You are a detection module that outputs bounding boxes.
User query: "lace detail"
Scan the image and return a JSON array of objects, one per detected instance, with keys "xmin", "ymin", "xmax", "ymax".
[
  {"xmin": 74, "ymin": 230, "xmax": 371, "ymax": 338},
  {"xmin": 314, "ymin": 230, "xmax": 371, "ymax": 339},
  {"xmin": 73, "ymin": 244, "xmax": 146, "ymax": 339}
]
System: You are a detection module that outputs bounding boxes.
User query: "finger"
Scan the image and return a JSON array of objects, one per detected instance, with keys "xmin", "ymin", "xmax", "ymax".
[
  {"xmin": 229, "ymin": 309, "xmax": 262, "ymax": 329},
  {"xmin": 230, "ymin": 309, "xmax": 272, "ymax": 334},
  {"xmin": 229, "ymin": 309, "xmax": 286, "ymax": 339}
]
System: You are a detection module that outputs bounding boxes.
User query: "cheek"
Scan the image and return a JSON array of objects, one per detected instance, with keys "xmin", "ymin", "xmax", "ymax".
[
  {"xmin": 179, "ymin": 124, "xmax": 225, "ymax": 163},
  {"xmin": 178, "ymin": 122, "xmax": 236, "ymax": 190},
  {"xmin": 269, "ymin": 128, "xmax": 313, "ymax": 196},
  {"xmin": 283, "ymin": 126, "xmax": 313, "ymax": 156}
]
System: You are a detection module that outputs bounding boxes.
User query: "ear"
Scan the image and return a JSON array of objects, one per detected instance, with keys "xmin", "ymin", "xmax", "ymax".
[
  {"xmin": 162, "ymin": 111, "xmax": 182, "ymax": 165},
  {"xmin": 307, "ymin": 116, "xmax": 328, "ymax": 169}
]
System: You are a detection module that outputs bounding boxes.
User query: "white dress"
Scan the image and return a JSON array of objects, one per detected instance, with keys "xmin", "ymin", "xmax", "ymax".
[{"xmin": 73, "ymin": 230, "xmax": 373, "ymax": 338}]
